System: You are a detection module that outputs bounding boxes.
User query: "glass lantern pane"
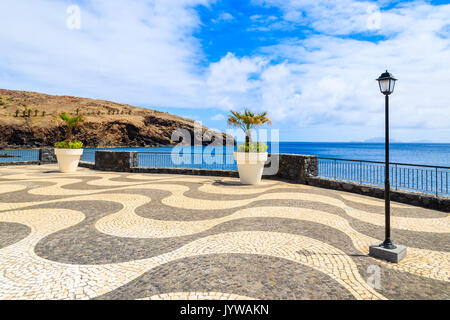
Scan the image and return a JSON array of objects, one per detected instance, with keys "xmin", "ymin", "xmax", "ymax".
[
  {"xmin": 379, "ymin": 79, "xmax": 390, "ymax": 93},
  {"xmin": 390, "ymin": 80, "xmax": 396, "ymax": 93}
]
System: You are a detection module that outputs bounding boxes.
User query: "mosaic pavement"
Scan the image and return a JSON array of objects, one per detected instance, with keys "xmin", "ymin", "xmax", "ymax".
[{"xmin": 0, "ymin": 164, "xmax": 448, "ymax": 300}]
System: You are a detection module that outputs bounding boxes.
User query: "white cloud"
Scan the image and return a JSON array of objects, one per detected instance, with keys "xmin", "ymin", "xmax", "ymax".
[
  {"xmin": 211, "ymin": 113, "xmax": 225, "ymax": 121},
  {"xmin": 205, "ymin": 53, "xmax": 268, "ymax": 109},
  {"xmin": 206, "ymin": 1, "xmax": 450, "ymax": 141},
  {"xmin": 0, "ymin": 0, "xmax": 211, "ymax": 107},
  {"xmin": 0, "ymin": 0, "xmax": 449, "ymax": 142},
  {"xmin": 251, "ymin": 0, "xmax": 386, "ymax": 35},
  {"xmin": 212, "ymin": 12, "xmax": 234, "ymax": 23},
  {"xmin": 207, "ymin": 53, "xmax": 266, "ymax": 93}
]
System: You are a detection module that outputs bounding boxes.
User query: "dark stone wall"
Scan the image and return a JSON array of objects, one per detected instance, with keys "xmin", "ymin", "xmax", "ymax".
[
  {"xmin": 307, "ymin": 177, "xmax": 450, "ymax": 212},
  {"xmin": 94, "ymin": 151, "xmax": 138, "ymax": 172},
  {"xmin": 133, "ymin": 154, "xmax": 318, "ymax": 181},
  {"xmin": 131, "ymin": 167, "xmax": 239, "ymax": 177},
  {"xmin": 39, "ymin": 148, "xmax": 57, "ymax": 163},
  {"xmin": 267, "ymin": 154, "xmax": 318, "ymax": 183},
  {"xmin": 79, "ymin": 161, "xmax": 95, "ymax": 169},
  {"xmin": 0, "ymin": 161, "xmax": 40, "ymax": 166}
]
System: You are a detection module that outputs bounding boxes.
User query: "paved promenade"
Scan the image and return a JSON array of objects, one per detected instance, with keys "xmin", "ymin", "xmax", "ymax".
[{"xmin": 0, "ymin": 165, "xmax": 448, "ymax": 300}]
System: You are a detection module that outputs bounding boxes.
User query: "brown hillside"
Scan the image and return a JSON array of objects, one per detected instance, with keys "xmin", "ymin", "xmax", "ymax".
[{"xmin": 0, "ymin": 89, "xmax": 233, "ymax": 148}]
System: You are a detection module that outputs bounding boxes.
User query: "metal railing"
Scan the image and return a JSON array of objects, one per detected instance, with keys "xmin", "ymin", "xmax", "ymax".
[
  {"xmin": 81, "ymin": 149, "xmax": 96, "ymax": 163},
  {"xmin": 2, "ymin": 148, "xmax": 448, "ymax": 197},
  {"xmin": 318, "ymin": 157, "xmax": 450, "ymax": 197},
  {"xmin": 0, "ymin": 149, "xmax": 39, "ymax": 162},
  {"xmin": 138, "ymin": 152, "xmax": 238, "ymax": 171}
]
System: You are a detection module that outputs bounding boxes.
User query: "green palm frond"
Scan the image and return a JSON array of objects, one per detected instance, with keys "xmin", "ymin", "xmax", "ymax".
[
  {"xmin": 56, "ymin": 111, "xmax": 85, "ymax": 143},
  {"xmin": 227, "ymin": 109, "xmax": 272, "ymax": 131},
  {"xmin": 59, "ymin": 112, "xmax": 84, "ymax": 128},
  {"xmin": 227, "ymin": 109, "xmax": 272, "ymax": 144}
]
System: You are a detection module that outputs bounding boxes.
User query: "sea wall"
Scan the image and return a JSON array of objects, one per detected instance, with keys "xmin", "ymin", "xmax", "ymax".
[
  {"xmin": 132, "ymin": 167, "xmax": 239, "ymax": 177},
  {"xmin": 136, "ymin": 154, "xmax": 319, "ymax": 181},
  {"xmin": 39, "ymin": 148, "xmax": 57, "ymax": 163},
  {"xmin": 306, "ymin": 177, "xmax": 449, "ymax": 212},
  {"xmin": 94, "ymin": 151, "xmax": 138, "ymax": 172},
  {"xmin": 0, "ymin": 161, "xmax": 40, "ymax": 166},
  {"xmin": 268, "ymin": 154, "xmax": 318, "ymax": 183}
]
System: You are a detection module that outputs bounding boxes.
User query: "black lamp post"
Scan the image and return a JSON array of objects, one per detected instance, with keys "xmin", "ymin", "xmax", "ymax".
[{"xmin": 376, "ymin": 70, "xmax": 397, "ymax": 249}]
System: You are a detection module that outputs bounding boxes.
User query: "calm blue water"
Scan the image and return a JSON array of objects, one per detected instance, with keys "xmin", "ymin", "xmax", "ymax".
[
  {"xmin": 1, "ymin": 143, "xmax": 448, "ymax": 195},
  {"xmin": 80, "ymin": 142, "xmax": 450, "ymax": 167},
  {"xmin": 1, "ymin": 142, "xmax": 449, "ymax": 167},
  {"xmin": 270, "ymin": 142, "xmax": 450, "ymax": 167}
]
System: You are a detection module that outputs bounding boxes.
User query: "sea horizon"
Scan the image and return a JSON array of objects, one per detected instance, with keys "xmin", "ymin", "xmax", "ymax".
[
  {"xmin": 2, "ymin": 142, "xmax": 449, "ymax": 167},
  {"xmin": 76, "ymin": 141, "xmax": 450, "ymax": 167}
]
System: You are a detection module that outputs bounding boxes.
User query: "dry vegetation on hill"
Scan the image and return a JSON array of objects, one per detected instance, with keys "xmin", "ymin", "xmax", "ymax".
[{"xmin": 0, "ymin": 89, "xmax": 232, "ymax": 148}]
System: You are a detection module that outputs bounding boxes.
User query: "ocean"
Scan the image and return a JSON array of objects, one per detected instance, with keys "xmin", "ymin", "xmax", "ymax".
[
  {"xmin": 1, "ymin": 142, "xmax": 449, "ymax": 167},
  {"xmin": 81, "ymin": 142, "xmax": 450, "ymax": 167},
  {"xmin": 1, "ymin": 142, "xmax": 448, "ymax": 196},
  {"xmin": 269, "ymin": 142, "xmax": 450, "ymax": 167}
]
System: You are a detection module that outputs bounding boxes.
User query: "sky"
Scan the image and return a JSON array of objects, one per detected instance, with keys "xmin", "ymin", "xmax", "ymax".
[{"xmin": 0, "ymin": 0, "xmax": 449, "ymax": 142}]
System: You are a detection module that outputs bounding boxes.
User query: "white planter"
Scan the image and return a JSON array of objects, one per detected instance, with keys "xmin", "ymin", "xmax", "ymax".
[
  {"xmin": 54, "ymin": 148, "xmax": 83, "ymax": 173},
  {"xmin": 234, "ymin": 152, "xmax": 268, "ymax": 185}
]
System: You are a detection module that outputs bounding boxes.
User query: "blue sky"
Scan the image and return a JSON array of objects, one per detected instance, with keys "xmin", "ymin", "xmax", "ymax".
[{"xmin": 0, "ymin": 0, "xmax": 449, "ymax": 142}]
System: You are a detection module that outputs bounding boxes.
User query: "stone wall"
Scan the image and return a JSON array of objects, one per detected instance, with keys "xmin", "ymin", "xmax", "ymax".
[
  {"xmin": 79, "ymin": 161, "xmax": 95, "ymax": 169},
  {"xmin": 0, "ymin": 161, "xmax": 40, "ymax": 166},
  {"xmin": 132, "ymin": 153, "xmax": 318, "ymax": 181},
  {"xmin": 131, "ymin": 167, "xmax": 239, "ymax": 177},
  {"xmin": 39, "ymin": 148, "xmax": 57, "ymax": 163},
  {"xmin": 266, "ymin": 154, "xmax": 318, "ymax": 183},
  {"xmin": 94, "ymin": 151, "xmax": 138, "ymax": 172},
  {"xmin": 307, "ymin": 177, "xmax": 450, "ymax": 212}
]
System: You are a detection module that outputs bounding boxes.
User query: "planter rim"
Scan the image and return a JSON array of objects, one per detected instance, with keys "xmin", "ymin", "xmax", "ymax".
[
  {"xmin": 54, "ymin": 148, "xmax": 84, "ymax": 155},
  {"xmin": 233, "ymin": 151, "xmax": 268, "ymax": 154},
  {"xmin": 234, "ymin": 151, "xmax": 268, "ymax": 163}
]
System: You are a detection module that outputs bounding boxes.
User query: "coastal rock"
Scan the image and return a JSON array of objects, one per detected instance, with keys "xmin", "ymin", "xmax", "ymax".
[{"xmin": 0, "ymin": 89, "xmax": 234, "ymax": 148}]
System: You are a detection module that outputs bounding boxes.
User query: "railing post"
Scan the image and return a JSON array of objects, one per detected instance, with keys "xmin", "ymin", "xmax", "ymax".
[
  {"xmin": 395, "ymin": 164, "xmax": 398, "ymax": 190},
  {"xmin": 436, "ymin": 167, "xmax": 438, "ymax": 197},
  {"xmin": 334, "ymin": 159, "xmax": 337, "ymax": 179},
  {"xmin": 359, "ymin": 161, "xmax": 362, "ymax": 184}
]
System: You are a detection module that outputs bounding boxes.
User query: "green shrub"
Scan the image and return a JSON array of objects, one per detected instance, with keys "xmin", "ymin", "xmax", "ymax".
[
  {"xmin": 237, "ymin": 142, "xmax": 268, "ymax": 153},
  {"xmin": 55, "ymin": 140, "xmax": 83, "ymax": 149}
]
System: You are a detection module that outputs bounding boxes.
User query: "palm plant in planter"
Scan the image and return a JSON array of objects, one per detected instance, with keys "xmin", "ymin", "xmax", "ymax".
[
  {"xmin": 228, "ymin": 110, "xmax": 272, "ymax": 185},
  {"xmin": 54, "ymin": 112, "xmax": 85, "ymax": 173}
]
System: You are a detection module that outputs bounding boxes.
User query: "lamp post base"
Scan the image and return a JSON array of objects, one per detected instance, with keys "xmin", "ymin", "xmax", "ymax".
[
  {"xmin": 369, "ymin": 244, "xmax": 407, "ymax": 263},
  {"xmin": 381, "ymin": 239, "xmax": 396, "ymax": 249}
]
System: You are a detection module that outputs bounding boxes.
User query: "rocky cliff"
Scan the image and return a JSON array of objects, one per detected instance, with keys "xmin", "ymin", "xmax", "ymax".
[{"xmin": 0, "ymin": 89, "xmax": 233, "ymax": 148}]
